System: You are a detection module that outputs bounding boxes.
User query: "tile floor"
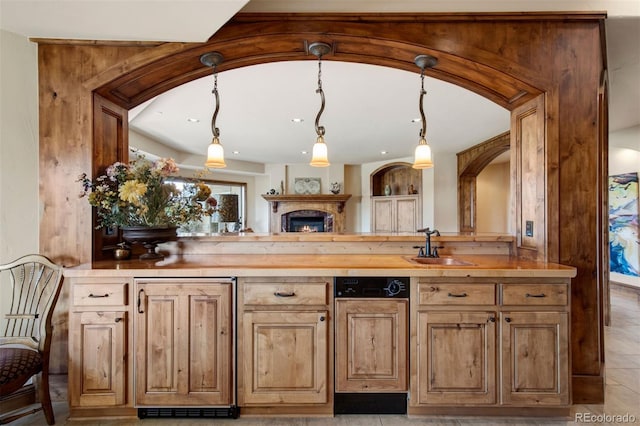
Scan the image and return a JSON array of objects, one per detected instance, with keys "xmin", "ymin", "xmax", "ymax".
[{"xmin": 6, "ymin": 286, "xmax": 640, "ymax": 425}]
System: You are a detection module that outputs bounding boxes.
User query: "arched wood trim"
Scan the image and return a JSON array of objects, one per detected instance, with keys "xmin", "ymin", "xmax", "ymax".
[
  {"xmin": 457, "ymin": 132, "xmax": 510, "ymax": 232},
  {"xmin": 91, "ymin": 13, "xmax": 548, "ymax": 112}
]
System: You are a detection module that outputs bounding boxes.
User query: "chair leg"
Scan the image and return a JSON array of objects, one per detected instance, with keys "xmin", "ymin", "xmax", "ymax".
[{"xmin": 37, "ymin": 371, "xmax": 55, "ymax": 425}]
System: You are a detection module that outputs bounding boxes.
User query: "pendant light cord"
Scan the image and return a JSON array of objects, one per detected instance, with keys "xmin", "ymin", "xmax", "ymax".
[
  {"xmin": 211, "ymin": 65, "xmax": 220, "ymax": 139},
  {"xmin": 315, "ymin": 56, "xmax": 326, "ymax": 137},
  {"xmin": 418, "ymin": 67, "xmax": 427, "ymax": 139}
]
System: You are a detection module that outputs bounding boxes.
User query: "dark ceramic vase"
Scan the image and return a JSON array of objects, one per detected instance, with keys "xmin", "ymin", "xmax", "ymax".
[{"xmin": 122, "ymin": 226, "xmax": 178, "ymax": 260}]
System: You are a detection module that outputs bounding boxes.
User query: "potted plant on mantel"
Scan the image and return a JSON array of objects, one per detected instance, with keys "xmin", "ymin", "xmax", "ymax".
[{"xmin": 78, "ymin": 155, "xmax": 214, "ymax": 260}]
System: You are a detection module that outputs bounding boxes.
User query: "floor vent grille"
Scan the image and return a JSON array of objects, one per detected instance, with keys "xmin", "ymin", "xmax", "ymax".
[{"xmin": 138, "ymin": 406, "xmax": 238, "ymax": 419}]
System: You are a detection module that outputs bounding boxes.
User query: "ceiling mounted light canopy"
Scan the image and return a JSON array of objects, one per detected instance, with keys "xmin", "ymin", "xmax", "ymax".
[
  {"xmin": 201, "ymin": 51, "xmax": 227, "ymax": 169},
  {"xmin": 308, "ymin": 42, "xmax": 332, "ymax": 167},
  {"xmin": 412, "ymin": 54, "xmax": 438, "ymax": 169}
]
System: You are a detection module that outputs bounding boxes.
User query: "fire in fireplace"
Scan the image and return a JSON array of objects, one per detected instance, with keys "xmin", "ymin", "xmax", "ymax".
[{"xmin": 289, "ymin": 216, "xmax": 325, "ymax": 232}]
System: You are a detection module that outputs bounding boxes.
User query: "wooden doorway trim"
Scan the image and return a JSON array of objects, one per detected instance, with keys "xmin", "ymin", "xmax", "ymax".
[{"xmin": 457, "ymin": 132, "xmax": 510, "ymax": 232}]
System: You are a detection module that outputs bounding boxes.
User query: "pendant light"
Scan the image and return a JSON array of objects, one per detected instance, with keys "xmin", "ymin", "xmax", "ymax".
[
  {"xmin": 201, "ymin": 52, "xmax": 227, "ymax": 168},
  {"xmin": 412, "ymin": 54, "xmax": 438, "ymax": 169},
  {"xmin": 309, "ymin": 42, "xmax": 332, "ymax": 167}
]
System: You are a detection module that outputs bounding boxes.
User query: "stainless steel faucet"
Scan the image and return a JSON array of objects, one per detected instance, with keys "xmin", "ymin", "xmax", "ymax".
[{"xmin": 414, "ymin": 227, "xmax": 441, "ymax": 257}]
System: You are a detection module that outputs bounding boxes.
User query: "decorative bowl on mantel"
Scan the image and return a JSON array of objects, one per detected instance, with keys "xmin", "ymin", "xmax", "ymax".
[{"xmin": 122, "ymin": 226, "xmax": 178, "ymax": 260}]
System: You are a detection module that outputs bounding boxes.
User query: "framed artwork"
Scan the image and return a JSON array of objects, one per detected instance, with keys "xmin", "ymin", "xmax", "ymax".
[
  {"xmin": 609, "ymin": 172, "xmax": 639, "ymax": 277},
  {"xmin": 294, "ymin": 177, "xmax": 321, "ymax": 194}
]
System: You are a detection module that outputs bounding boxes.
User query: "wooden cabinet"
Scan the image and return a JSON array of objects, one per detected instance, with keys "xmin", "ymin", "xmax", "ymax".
[
  {"xmin": 500, "ymin": 282, "xmax": 570, "ymax": 406},
  {"xmin": 371, "ymin": 195, "xmax": 421, "ymax": 233},
  {"xmin": 134, "ymin": 278, "xmax": 233, "ymax": 407},
  {"xmin": 410, "ymin": 278, "xmax": 571, "ymax": 415},
  {"xmin": 237, "ymin": 277, "xmax": 332, "ymax": 414},
  {"xmin": 69, "ymin": 277, "xmax": 130, "ymax": 412},
  {"xmin": 416, "ymin": 311, "xmax": 497, "ymax": 405},
  {"xmin": 335, "ymin": 299, "xmax": 407, "ymax": 392}
]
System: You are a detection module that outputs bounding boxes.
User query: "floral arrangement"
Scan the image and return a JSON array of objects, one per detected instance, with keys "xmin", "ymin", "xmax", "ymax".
[{"xmin": 78, "ymin": 156, "xmax": 215, "ymax": 229}]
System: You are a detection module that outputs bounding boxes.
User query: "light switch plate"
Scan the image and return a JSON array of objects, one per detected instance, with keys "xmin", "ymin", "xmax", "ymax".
[{"xmin": 525, "ymin": 220, "xmax": 534, "ymax": 237}]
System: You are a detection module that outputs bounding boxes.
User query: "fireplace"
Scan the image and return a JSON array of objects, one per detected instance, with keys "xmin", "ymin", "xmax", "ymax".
[
  {"xmin": 282, "ymin": 210, "xmax": 333, "ymax": 232},
  {"xmin": 262, "ymin": 194, "xmax": 351, "ymax": 233}
]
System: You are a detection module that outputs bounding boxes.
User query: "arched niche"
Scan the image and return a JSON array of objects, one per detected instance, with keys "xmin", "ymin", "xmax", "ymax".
[{"xmin": 370, "ymin": 162, "xmax": 421, "ymax": 197}]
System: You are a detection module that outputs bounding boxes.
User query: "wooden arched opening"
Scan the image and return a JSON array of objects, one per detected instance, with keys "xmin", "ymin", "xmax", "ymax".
[
  {"xmin": 89, "ymin": 13, "xmax": 546, "ymax": 254},
  {"xmin": 457, "ymin": 132, "xmax": 511, "ymax": 232}
]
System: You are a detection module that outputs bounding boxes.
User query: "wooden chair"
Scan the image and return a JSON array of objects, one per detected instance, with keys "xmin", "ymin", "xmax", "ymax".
[{"xmin": 0, "ymin": 255, "xmax": 64, "ymax": 425}]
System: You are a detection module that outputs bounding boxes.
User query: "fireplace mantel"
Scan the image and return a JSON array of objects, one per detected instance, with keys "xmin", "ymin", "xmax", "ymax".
[{"xmin": 262, "ymin": 194, "xmax": 352, "ymax": 214}]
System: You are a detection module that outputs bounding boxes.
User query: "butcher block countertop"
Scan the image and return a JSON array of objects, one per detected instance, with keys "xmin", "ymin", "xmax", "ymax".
[{"xmin": 64, "ymin": 254, "xmax": 576, "ymax": 279}]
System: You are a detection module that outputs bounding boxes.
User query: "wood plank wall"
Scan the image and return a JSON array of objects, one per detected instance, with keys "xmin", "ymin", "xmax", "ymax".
[{"xmin": 35, "ymin": 13, "xmax": 607, "ymax": 402}]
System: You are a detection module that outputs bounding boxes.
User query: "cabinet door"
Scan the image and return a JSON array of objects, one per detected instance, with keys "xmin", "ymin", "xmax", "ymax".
[
  {"xmin": 415, "ymin": 311, "xmax": 496, "ymax": 405},
  {"xmin": 372, "ymin": 198, "xmax": 394, "ymax": 232},
  {"xmin": 335, "ymin": 299, "xmax": 407, "ymax": 392},
  {"xmin": 395, "ymin": 197, "xmax": 418, "ymax": 232},
  {"xmin": 242, "ymin": 311, "xmax": 328, "ymax": 404},
  {"xmin": 501, "ymin": 311, "xmax": 569, "ymax": 405},
  {"xmin": 135, "ymin": 282, "xmax": 232, "ymax": 406},
  {"xmin": 70, "ymin": 311, "xmax": 126, "ymax": 407}
]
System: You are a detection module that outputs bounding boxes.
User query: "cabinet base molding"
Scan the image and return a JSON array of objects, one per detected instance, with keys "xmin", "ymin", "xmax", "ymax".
[
  {"xmin": 572, "ymin": 375, "xmax": 605, "ymax": 404},
  {"xmin": 239, "ymin": 406, "xmax": 333, "ymax": 417},
  {"xmin": 69, "ymin": 407, "xmax": 138, "ymax": 420},
  {"xmin": 408, "ymin": 406, "xmax": 571, "ymax": 418}
]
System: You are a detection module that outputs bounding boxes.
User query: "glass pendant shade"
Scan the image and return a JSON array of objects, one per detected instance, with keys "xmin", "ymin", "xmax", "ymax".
[
  {"xmin": 205, "ymin": 137, "xmax": 226, "ymax": 168},
  {"xmin": 413, "ymin": 138, "xmax": 433, "ymax": 169},
  {"xmin": 310, "ymin": 136, "xmax": 330, "ymax": 167}
]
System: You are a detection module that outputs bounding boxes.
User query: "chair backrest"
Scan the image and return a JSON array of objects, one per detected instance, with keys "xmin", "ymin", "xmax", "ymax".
[{"xmin": 0, "ymin": 254, "xmax": 64, "ymax": 352}]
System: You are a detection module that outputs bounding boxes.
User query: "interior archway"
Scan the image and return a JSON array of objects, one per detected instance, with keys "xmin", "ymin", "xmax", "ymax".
[{"xmin": 457, "ymin": 132, "xmax": 511, "ymax": 232}]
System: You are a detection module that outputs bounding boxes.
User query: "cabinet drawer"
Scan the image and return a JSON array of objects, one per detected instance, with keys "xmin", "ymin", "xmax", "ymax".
[
  {"xmin": 74, "ymin": 283, "xmax": 128, "ymax": 306},
  {"xmin": 502, "ymin": 284, "xmax": 568, "ymax": 306},
  {"xmin": 243, "ymin": 282, "xmax": 328, "ymax": 306},
  {"xmin": 418, "ymin": 283, "xmax": 495, "ymax": 305}
]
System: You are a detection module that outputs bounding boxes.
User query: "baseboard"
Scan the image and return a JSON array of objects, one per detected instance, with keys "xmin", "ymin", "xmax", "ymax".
[
  {"xmin": 572, "ymin": 375, "xmax": 605, "ymax": 404},
  {"xmin": 610, "ymin": 281, "xmax": 640, "ymax": 295},
  {"xmin": 408, "ymin": 406, "xmax": 571, "ymax": 417}
]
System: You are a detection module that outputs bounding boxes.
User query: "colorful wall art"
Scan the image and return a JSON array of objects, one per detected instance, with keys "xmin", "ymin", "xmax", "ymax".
[{"xmin": 609, "ymin": 172, "xmax": 640, "ymax": 277}]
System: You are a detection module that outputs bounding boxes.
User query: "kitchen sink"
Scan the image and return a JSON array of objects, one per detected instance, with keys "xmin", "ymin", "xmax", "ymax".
[{"xmin": 408, "ymin": 257, "xmax": 476, "ymax": 266}]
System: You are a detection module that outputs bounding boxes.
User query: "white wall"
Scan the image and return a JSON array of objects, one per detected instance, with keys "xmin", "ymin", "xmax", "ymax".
[
  {"xmin": 344, "ymin": 164, "xmax": 362, "ymax": 232},
  {"xmin": 476, "ymin": 161, "xmax": 511, "ymax": 233},
  {"xmin": 0, "ymin": 30, "xmax": 39, "ymax": 263},
  {"xmin": 609, "ymin": 125, "xmax": 640, "ymax": 288},
  {"xmin": 432, "ymin": 153, "xmax": 458, "ymax": 232}
]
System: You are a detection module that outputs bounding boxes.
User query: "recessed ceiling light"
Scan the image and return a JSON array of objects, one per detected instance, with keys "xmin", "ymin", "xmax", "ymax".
[
  {"xmin": 186, "ymin": 117, "xmax": 200, "ymax": 123},
  {"xmin": 301, "ymin": 150, "xmax": 308, "ymax": 155},
  {"xmin": 381, "ymin": 151, "xmax": 388, "ymax": 155},
  {"xmin": 291, "ymin": 118, "xmax": 304, "ymax": 123},
  {"xmin": 411, "ymin": 118, "xmax": 421, "ymax": 123},
  {"xmin": 232, "ymin": 150, "xmax": 240, "ymax": 155}
]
